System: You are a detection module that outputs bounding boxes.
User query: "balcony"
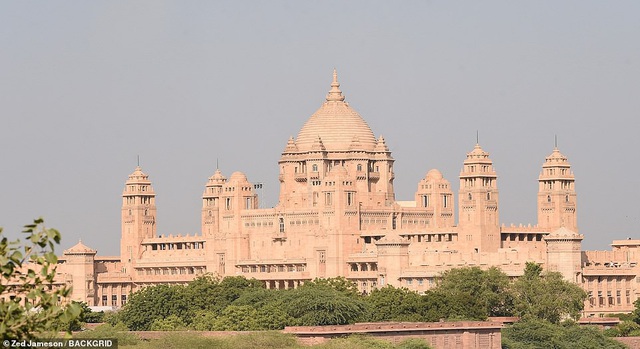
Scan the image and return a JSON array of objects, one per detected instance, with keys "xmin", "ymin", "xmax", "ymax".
[
  {"xmin": 582, "ymin": 267, "xmax": 637, "ymax": 276},
  {"xmin": 294, "ymin": 173, "xmax": 307, "ymax": 182},
  {"xmin": 368, "ymin": 172, "xmax": 380, "ymax": 180}
]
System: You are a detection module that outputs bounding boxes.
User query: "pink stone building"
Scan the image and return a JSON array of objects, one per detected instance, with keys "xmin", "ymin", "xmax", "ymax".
[{"xmin": 48, "ymin": 71, "xmax": 638, "ymax": 317}]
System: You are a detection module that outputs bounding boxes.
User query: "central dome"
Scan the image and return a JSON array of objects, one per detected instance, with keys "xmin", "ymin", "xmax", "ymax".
[{"xmin": 295, "ymin": 70, "xmax": 377, "ymax": 152}]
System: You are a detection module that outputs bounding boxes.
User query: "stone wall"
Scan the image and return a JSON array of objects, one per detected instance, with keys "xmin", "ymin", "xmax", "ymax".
[{"xmin": 283, "ymin": 321, "xmax": 502, "ymax": 349}]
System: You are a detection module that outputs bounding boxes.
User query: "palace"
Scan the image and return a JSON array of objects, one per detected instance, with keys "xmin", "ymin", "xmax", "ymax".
[{"xmin": 48, "ymin": 71, "xmax": 639, "ymax": 316}]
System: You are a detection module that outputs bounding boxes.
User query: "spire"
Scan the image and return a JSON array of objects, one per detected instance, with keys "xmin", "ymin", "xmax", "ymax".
[
  {"xmin": 375, "ymin": 135, "xmax": 389, "ymax": 152},
  {"xmin": 283, "ymin": 136, "xmax": 298, "ymax": 152},
  {"xmin": 467, "ymin": 143, "xmax": 490, "ymax": 160},
  {"xmin": 311, "ymin": 136, "xmax": 326, "ymax": 151},
  {"xmin": 326, "ymin": 68, "xmax": 345, "ymax": 102}
]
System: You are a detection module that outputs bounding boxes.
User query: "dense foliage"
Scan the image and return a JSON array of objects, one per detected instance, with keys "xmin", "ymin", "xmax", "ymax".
[
  {"xmin": 502, "ymin": 317, "xmax": 626, "ymax": 349},
  {"xmin": 603, "ymin": 300, "xmax": 640, "ymax": 337},
  {"xmin": 0, "ymin": 218, "xmax": 82, "ymax": 339},
  {"xmin": 108, "ymin": 263, "xmax": 591, "ymax": 332},
  {"xmin": 511, "ymin": 263, "xmax": 587, "ymax": 324}
]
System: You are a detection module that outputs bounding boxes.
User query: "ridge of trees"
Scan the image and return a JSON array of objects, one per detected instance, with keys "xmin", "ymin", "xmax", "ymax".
[{"xmin": 108, "ymin": 262, "xmax": 591, "ymax": 331}]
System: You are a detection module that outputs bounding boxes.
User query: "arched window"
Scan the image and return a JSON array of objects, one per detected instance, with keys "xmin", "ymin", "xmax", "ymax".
[
  {"xmin": 468, "ymin": 193, "xmax": 472, "ymax": 200},
  {"xmin": 547, "ymin": 195, "xmax": 551, "ymax": 203},
  {"xmin": 487, "ymin": 192, "xmax": 491, "ymax": 200},
  {"xmin": 357, "ymin": 164, "xmax": 362, "ymax": 171},
  {"xmin": 312, "ymin": 164, "xmax": 318, "ymax": 172},
  {"xmin": 565, "ymin": 195, "xmax": 569, "ymax": 202},
  {"xmin": 279, "ymin": 218, "xmax": 285, "ymax": 233}
]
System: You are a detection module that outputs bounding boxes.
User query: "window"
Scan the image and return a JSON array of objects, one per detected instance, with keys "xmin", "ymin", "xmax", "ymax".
[
  {"xmin": 422, "ymin": 195, "xmax": 429, "ymax": 208},
  {"xmin": 112, "ymin": 295, "xmax": 117, "ymax": 306},
  {"xmin": 443, "ymin": 195, "xmax": 449, "ymax": 208},
  {"xmin": 325, "ymin": 192, "xmax": 332, "ymax": 205},
  {"xmin": 547, "ymin": 195, "xmax": 551, "ymax": 203},
  {"xmin": 357, "ymin": 164, "xmax": 362, "ymax": 171},
  {"xmin": 487, "ymin": 192, "xmax": 491, "ymax": 200},
  {"xmin": 312, "ymin": 164, "xmax": 318, "ymax": 172},
  {"xmin": 319, "ymin": 250, "xmax": 326, "ymax": 264},
  {"xmin": 225, "ymin": 197, "xmax": 232, "ymax": 210},
  {"xmin": 347, "ymin": 192, "xmax": 354, "ymax": 206},
  {"xmin": 102, "ymin": 295, "xmax": 107, "ymax": 306},
  {"xmin": 218, "ymin": 253, "xmax": 226, "ymax": 274},
  {"xmin": 245, "ymin": 197, "xmax": 251, "ymax": 209},
  {"xmin": 121, "ymin": 295, "xmax": 127, "ymax": 305},
  {"xmin": 279, "ymin": 218, "xmax": 285, "ymax": 233},
  {"xmin": 468, "ymin": 193, "xmax": 472, "ymax": 200}
]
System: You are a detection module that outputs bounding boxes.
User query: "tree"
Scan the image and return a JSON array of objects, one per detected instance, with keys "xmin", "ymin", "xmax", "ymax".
[
  {"xmin": 117, "ymin": 284, "xmax": 189, "ymax": 330},
  {"xmin": 254, "ymin": 303, "xmax": 294, "ymax": 330},
  {"xmin": 426, "ymin": 267, "xmax": 513, "ymax": 321},
  {"xmin": 512, "ymin": 262, "xmax": 586, "ymax": 323},
  {"xmin": 182, "ymin": 275, "xmax": 264, "ymax": 316},
  {"xmin": 633, "ymin": 298, "xmax": 640, "ymax": 325},
  {"xmin": 282, "ymin": 286, "xmax": 367, "ymax": 326},
  {"xmin": 301, "ymin": 277, "xmax": 360, "ymax": 297},
  {"xmin": 502, "ymin": 317, "xmax": 626, "ymax": 349},
  {"xmin": 150, "ymin": 314, "xmax": 187, "ymax": 331},
  {"xmin": 211, "ymin": 305, "xmax": 259, "ymax": 331},
  {"xmin": 0, "ymin": 218, "xmax": 81, "ymax": 339},
  {"xmin": 365, "ymin": 285, "xmax": 424, "ymax": 322}
]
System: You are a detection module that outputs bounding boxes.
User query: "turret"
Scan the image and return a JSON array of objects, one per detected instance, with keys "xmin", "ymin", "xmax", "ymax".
[
  {"xmin": 121, "ymin": 166, "xmax": 156, "ymax": 265},
  {"xmin": 537, "ymin": 147, "xmax": 577, "ymax": 232},
  {"xmin": 458, "ymin": 144, "xmax": 500, "ymax": 253},
  {"xmin": 202, "ymin": 168, "xmax": 226, "ymax": 236}
]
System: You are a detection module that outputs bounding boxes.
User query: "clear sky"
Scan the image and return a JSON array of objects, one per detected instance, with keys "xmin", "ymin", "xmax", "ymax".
[{"xmin": 1, "ymin": 1, "xmax": 638, "ymax": 255}]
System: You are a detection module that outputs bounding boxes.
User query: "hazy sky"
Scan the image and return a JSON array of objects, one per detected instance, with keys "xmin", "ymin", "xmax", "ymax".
[{"xmin": 1, "ymin": 1, "xmax": 638, "ymax": 255}]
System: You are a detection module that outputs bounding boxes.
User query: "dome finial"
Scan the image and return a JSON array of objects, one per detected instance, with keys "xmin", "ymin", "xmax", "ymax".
[{"xmin": 326, "ymin": 68, "xmax": 345, "ymax": 102}]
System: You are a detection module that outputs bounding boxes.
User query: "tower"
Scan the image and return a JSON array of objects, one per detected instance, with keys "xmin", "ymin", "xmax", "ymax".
[
  {"xmin": 537, "ymin": 147, "xmax": 577, "ymax": 232},
  {"xmin": 121, "ymin": 166, "xmax": 156, "ymax": 266},
  {"xmin": 458, "ymin": 144, "xmax": 500, "ymax": 253},
  {"xmin": 202, "ymin": 169, "xmax": 226, "ymax": 237},
  {"xmin": 63, "ymin": 240, "xmax": 97, "ymax": 305}
]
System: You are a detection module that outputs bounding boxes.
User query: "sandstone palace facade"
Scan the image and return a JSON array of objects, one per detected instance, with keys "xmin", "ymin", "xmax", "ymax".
[{"xmin": 53, "ymin": 71, "xmax": 638, "ymax": 317}]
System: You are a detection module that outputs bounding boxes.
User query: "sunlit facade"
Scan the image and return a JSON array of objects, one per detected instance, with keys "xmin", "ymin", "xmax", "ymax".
[{"xmin": 53, "ymin": 71, "xmax": 639, "ymax": 317}]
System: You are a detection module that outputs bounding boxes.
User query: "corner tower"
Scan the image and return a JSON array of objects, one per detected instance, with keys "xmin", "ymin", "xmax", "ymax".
[
  {"xmin": 458, "ymin": 144, "xmax": 500, "ymax": 253},
  {"xmin": 121, "ymin": 166, "xmax": 156, "ymax": 266},
  {"xmin": 202, "ymin": 169, "xmax": 226, "ymax": 237},
  {"xmin": 537, "ymin": 147, "xmax": 577, "ymax": 232}
]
